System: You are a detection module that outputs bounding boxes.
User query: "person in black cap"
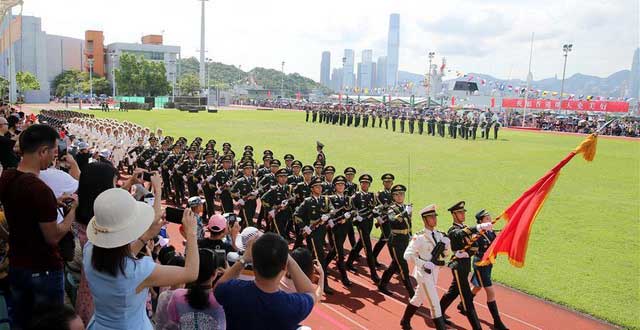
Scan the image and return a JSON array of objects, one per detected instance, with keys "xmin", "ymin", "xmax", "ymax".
[
  {"xmin": 291, "ymin": 165, "xmax": 315, "ymax": 248},
  {"xmin": 261, "ymin": 168, "xmax": 294, "ymax": 239},
  {"xmin": 321, "ymin": 165, "xmax": 336, "ymax": 195},
  {"xmin": 372, "ymin": 173, "xmax": 395, "ymax": 266},
  {"xmin": 323, "ymin": 175, "xmax": 353, "ymax": 287},
  {"xmin": 312, "ymin": 160, "xmax": 324, "ymax": 181},
  {"xmin": 193, "ymin": 150, "xmax": 217, "ymax": 218},
  {"xmin": 162, "ymin": 143, "xmax": 182, "ymax": 204},
  {"xmin": 316, "ymin": 141, "xmax": 326, "ymax": 166},
  {"xmin": 179, "ymin": 147, "xmax": 200, "ymax": 198},
  {"xmin": 457, "ymin": 209, "xmax": 509, "ymax": 330},
  {"xmin": 283, "ymin": 154, "xmax": 295, "ymax": 175},
  {"xmin": 293, "ymin": 177, "xmax": 334, "ymax": 294},
  {"xmin": 211, "ymin": 155, "xmax": 235, "ymax": 214},
  {"xmin": 230, "ymin": 162, "xmax": 259, "ymax": 228},
  {"xmin": 256, "ymin": 154, "xmax": 272, "ymax": 179},
  {"xmin": 438, "ymin": 201, "xmax": 493, "ymax": 330},
  {"xmin": 256, "ymin": 159, "xmax": 281, "ymax": 230},
  {"xmin": 343, "ymin": 167, "xmax": 358, "ymax": 197},
  {"xmin": 287, "ymin": 160, "xmax": 303, "ymax": 185},
  {"xmin": 345, "ymin": 174, "xmax": 380, "ymax": 284},
  {"xmin": 378, "ymin": 184, "xmax": 415, "ymax": 298}
]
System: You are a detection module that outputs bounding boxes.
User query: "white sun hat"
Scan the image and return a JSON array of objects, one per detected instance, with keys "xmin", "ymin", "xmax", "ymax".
[{"xmin": 87, "ymin": 188, "xmax": 155, "ymax": 248}]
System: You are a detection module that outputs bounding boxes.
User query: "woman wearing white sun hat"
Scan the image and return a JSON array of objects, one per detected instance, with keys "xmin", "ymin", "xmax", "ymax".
[{"xmin": 83, "ymin": 173, "xmax": 199, "ymax": 330}]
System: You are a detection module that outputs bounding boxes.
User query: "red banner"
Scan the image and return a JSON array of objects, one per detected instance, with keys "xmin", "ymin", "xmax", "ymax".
[{"xmin": 501, "ymin": 98, "xmax": 629, "ymax": 113}]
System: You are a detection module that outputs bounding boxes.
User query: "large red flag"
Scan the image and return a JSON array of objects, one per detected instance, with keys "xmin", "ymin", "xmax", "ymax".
[{"xmin": 478, "ymin": 134, "xmax": 598, "ymax": 267}]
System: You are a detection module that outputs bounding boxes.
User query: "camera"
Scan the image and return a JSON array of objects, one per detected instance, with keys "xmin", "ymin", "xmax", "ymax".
[
  {"xmin": 57, "ymin": 139, "xmax": 68, "ymax": 158},
  {"xmin": 214, "ymin": 249, "xmax": 227, "ymax": 268},
  {"xmin": 222, "ymin": 212, "xmax": 240, "ymax": 227}
]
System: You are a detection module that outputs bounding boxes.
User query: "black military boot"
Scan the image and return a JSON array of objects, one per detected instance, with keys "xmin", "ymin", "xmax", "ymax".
[
  {"xmin": 457, "ymin": 293, "xmax": 475, "ymax": 315},
  {"xmin": 400, "ymin": 304, "xmax": 418, "ymax": 330},
  {"xmin": 488, "ymin": 301, "xmax": 509, "ymax": 330},
  {"xmin": 465, "ymin": 307, "xmax": 483, "ymax": 330},
  {"xmin": 433, "ymin": 316, "xmax": 448, "ymax": 330}
]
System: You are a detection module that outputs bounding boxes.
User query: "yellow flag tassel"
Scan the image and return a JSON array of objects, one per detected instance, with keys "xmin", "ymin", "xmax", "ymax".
[{"xmin": 574, "ymin": 134, "xmax": 598, "ymax": 162}]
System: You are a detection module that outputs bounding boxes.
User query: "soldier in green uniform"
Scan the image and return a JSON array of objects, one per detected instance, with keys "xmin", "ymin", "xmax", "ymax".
[
  {"xmin": 400, "ymin": 112, "xmax": 406, "ymax": 133},
  {"xmin": 261, "ymin": 168, "xmax": 294, "ymax": 239},
  {"xmin": 230, "ymin": 162, "xmax": 259, "ymax": 227},
  {"xmin": 321, "ymin": 165, "xmax": 336, "ymax": 195},
  {"xmin": 312, "ymin": 160, "xmax": 324, "ymax": 181},
  {"xmin": 293, "ymin": 177, "xmax": 335, "ymax": 294},
  {"xmin": 181, "ymin": 147, "xmax": 200, "ymax": 197},
  {"xmin": 343, "ymin": 167, "xmax": 358, "ymax": 247},
  {"xmin": 372, "ymin": 173, "xmax": 395, "ymax": 266},
  {"xmin": 283, "ymin": 154, "xmax": 295, "ymax": 175},
  {"xmin": 392, "ymin": 111, "xmax": 398, "ymax": 132},
  {"xmin": 324, "ymin": 175, "xmax": 354, "ymax": 287},
  {"xmin": 193, "ymin": 150, "xmax": 217, "ymax": 218},
  {"xmin": 377, "ymin": 184, "xmax": 415, "ymax": 298},
  {"xmin": 439, "ymin": 201, "xmax": 492, "ymax": 330},
  {"xmin": 345, "ymin": 174, "xmax": 381, "ymax": 284},
  {"xmin": 161, "ymin": 143, "xmax": 181, "ymax": 203},
  {"xmin": 418, "ymin": 113, "xmax": 425, "ymax": 135},
  {"xmin": 316, "ymin": 141, "xmax": 326, "ymax": 166},
  {"xmin": 211, "ymin": 155, "xmax": 235, "ymax": 214},
  {"xmin": 287, "ymin": 160, "xmax": 304, "ymax": 185},
  {"xmin": 408, "ymin": 112, "xmax": 416, "ymax": 134}
]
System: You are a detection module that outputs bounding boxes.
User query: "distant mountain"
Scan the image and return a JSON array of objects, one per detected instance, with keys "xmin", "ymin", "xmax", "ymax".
[
  {"xmin": 177, "ymin": 57, "xmax": 331, "ymax": 97},
  {"xmin": 398, "ymin": 69, "xmax": 632, "ymax": 98}
]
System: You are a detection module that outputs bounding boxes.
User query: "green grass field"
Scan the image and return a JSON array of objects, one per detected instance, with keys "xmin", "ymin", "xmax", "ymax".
[{"xmin": 90, "ymin": 108, "xmax": 639, "ymax": 329}]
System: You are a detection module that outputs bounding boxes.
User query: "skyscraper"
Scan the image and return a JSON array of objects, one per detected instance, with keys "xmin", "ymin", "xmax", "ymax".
[
  {"xmin": 331, "ymin": 68, "xmax": 343, "ymax": 92},
  {"xmin": 343, "ymin": 49, "xmax": 355, "ymax": 89},
  {"xmin": 386, "ymin": 13, "xmax": 400, "ymax": 88},
  {"xmin": 358, "ymin": 49, "xmax": 374, "ymax": 90},
  {"xmin": 320, "ymin": 51, "xmax": 331, "ymax": 87},
  {"xmin": 376, "ymin": 56, "xmax": 387, "ymax": 89},
  {"xmin": 630, "ymin": 48, "xmax": 640, "ymax": 101}
]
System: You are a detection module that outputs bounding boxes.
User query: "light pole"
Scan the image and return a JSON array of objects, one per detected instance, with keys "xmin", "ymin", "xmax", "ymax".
[
  {"xmin": 110, "ymin": 52, "xmax": 117, "ymax": 99},
  {"xmin": 427, "ymin": 51, "xmax": 435, "ymax": 107},
  {"xmin": 560, "ymin": 43, "xmax": 572, "ymax": 114},
  {"xmin": 281, "ymin": 61, "xmax": 285, "ymax": 98},
  {"xmin": 88, "ymin": 58, "xmax": 94, "ymax": 103},
  {"xmin": 206, "ymin": 58, "xmax": 212, "ymax": 108}
]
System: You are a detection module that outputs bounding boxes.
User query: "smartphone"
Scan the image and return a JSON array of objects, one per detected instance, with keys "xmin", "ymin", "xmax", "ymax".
[
  {"xmin": 224, "ymin": 213, "xmax": 237, "ymax": 227},
  {"xmin": 142, "ymin": 171, "xmax": 152, "ymax": 182},
  {"xmin": 58, "ymin": 139, "xmax": 68, "ymax": 157},
  {"xmin": 165, "ymin": 206, "xmax": 185, "ymax": 224},
  {"xmin": 143, "ymin": 193, "xmax": 155, "ymax": 206}
]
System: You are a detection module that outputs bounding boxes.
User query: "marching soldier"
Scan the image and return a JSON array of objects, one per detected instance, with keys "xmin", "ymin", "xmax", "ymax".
[
  {"xmin": 230, "ymin": 162, "xmax": 260, "ymax": 227},
  {"xmin": 305, "ymin": 107, "xmax": 310, "ymax": 122},
  {"xmin": 179, "ymin": 147, "xmax": 200, "ymax": 197},
  {"xmin": 418, "ymin": 114, "xmax": 425, "ymax": 135},
  {"xmin": 321, "ymin": 165, "xmax": 336, "ymax": 195},
  {"xmin": 408, "ymin": 113, "xmax": 416, "ymax": 134},
  {"xmin": 160, "ymin": 143, "xmax": 180, "ymax": 202},
  {"xmin": 256, "ymin": 154, "xmax": 273, "ymax": 179},
  {"xmin": 211, "ymin": 155, "xmax": 235, "ymax": 214},
  {"xmin": 459, "ymin": 209, "xmax": 509, "ymax": 330},
  {"xmin": 293, "ymin": 177, "xmax": 335, "ymax": 294},
  {"xmin": 343, "ymin": 167, "xmax": 358, "ymax": 246},
  {"xmin": 372, "ymin": 173, "xmax": 395, "ymax": 266},
  {"xmin": 312, "ymin": 108, "xmax": 318, "ymax": 123},
  {"xmin": 287, "ymin": 160, "xmax": 304, "ymax": 185},
  {"xmin": 399, "ymin": 112, "xmax": 406, "ymax": 133},
  {"xmin": 316, "ymin": 141, "xmax": 326, "ymax": 166},
  {"xmin": 345, "ymin": 174, "xmax": 380, "ymax": 284},
  {"xmin": 193, "ymin": 150, "xmax": 217, "ymax": 218},
  {"xmin": 312, "ymin": 160, "xmax": 324, "ymax": 181},
  {"xmin": 378, "ymin": 184, "xmax": 415, "ymax": 298},
  {"xmin": 494, "ymin": 120, "xmax": 501, "ymax": 139},
  {"xmin": 292, "ymin": 165, "xmax": 315, "ymax": 248},
  {"xmin": 256, "ymin": 158, "xmax": 281, "ymax": 230},
  {"xmin": 439, "ymin": 201, "xmax": 492, "ymax": 330},
  {"xmin": 324, "ymin": 175, "xmax": 354, "ymax": 287},
  {"xmin": 400, "ymin": 204, "xmax": 451, "ymax": 330},
  {"xmin": 392, "ymin": 111, "xmax": 397, "ymax": 132},
  {"xmin": 261, "ymin": 168, "xmax": 294, "ymax": 238},
  {"xmin": 384, "ymin": 111, "xmax": 390, "ymax": 129},
  {"xmin": 283, "ymin": 154, "xmax": 295, "ymax": 175}
]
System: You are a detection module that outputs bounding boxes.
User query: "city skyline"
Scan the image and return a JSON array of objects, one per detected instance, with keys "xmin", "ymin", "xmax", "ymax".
[{"xmin": 15, "ymin": 0, "xmax": 640, "ymax": 83}]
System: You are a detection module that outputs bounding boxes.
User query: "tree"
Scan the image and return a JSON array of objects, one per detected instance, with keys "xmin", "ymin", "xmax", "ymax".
[
  {"xmin": 178, "ymin": 73, "xmax": 201, "ymax": 96},
  {"xmin": 115, "ymin": 53, "xmax": 170, "ymax": 96},
  {"xmin": 52, "ymin": 70, "xmax": 83, "ymax": 97},
  {"xmin": 16, "ymin": 71, "xmax": 40, "ymax": 92}
]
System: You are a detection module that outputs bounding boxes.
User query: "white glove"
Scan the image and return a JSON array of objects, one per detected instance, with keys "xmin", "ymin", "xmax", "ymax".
[
  {"xmin": 251, "ymin": 190, "xmax": 259, "ymax": 196},
  {"xmin": 215, "ymin": 189, "xmax": 222, "ymax": 194},
  {"xmin": 328, "ymin": 219, "xmax": 335, "ymax": 228},
  {"xmin": 455, "ymin": 251, "xmax": 469, "ymax": 259},
  {"xmin": 182, "ymin": 175, "xmax": 187, "ymax": 182},
  {"xmin": 344, "ymin": 212, "xmax": 351, "ymax": 219},
  {"xmin": 281, "ymin": 200, "xmax": 288, "ymax": 207},
  {"xmin": 375, "ymin": 217, "xmax": 383, "ymax": 225},
  {"xmin": 423, "ymin": 261, "xmax": 436, "ymax": 272},
  {"xmin": 303, "ymin": 226, "xmax": 312, "ymax": 235},
  {"xmin": 268, "ymin": 210, "xmax": 275, "ymax": 218},
  {"xmin": 321, "ymin": 214, "xmax": 329, "ymax": 222},
  {"xmin": 206, "ymin": 175, "xmax": 213, "ymax": 182},
  {"xmin": 355, "ymin": 215, "xmax": 363, "ymax": 222},
  {"xmin": 476, "ymin": 222, "xmax": 493, "ymax": 232},
  {"xmin": 330, "ymin": 208, "xmax": 337, "ymax": 215},
  {"xmin": 405, "ymin": 205, "xmax": 413, "ymax": 214},
  {"xmin": 440, "ymin": 236, "xmax": 450, "ymax": 245},
  {"xmin": 237, "ymin": 198, "xmax": 245, "ymax": 206}
]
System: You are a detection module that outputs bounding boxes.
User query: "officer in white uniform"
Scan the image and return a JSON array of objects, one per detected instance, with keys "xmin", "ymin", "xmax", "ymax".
[{"xmin": 400, "ymin": 204, "xmax": 451, "ymax": 330}]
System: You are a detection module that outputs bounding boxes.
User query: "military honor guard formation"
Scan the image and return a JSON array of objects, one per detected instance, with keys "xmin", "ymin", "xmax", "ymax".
[
  {"xmin": 40, "ymin": 109, "xmax": 513, "ymax": 330},
  {"xmin": 304, "ymin": 104, "xmax": 501, "ymax": 140}
]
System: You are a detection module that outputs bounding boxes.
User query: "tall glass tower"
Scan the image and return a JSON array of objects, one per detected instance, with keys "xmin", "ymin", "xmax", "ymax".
[{"xmin": 386, "ymin": 13, "xmax": 400, "ymax": 88}]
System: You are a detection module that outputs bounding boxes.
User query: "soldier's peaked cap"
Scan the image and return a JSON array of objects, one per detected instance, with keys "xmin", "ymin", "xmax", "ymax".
[
  {"xmin": 276, "ymin": 168, "xmax": 288, "ymax": 176},
  {"xmin": 381, "ymin": 173, "xmax": 395, "ymax": 181},
  {"xmin": 420, "ymin": 204, "xmax": 438, "ymax": 217},
  {"xmin": 333, "ymin": 175, "xmax": 346, "ymax": 184},
  {"xmin": 358, "ymin": 174, "xmax": 373, "ymax": 183},
  {"xmin": 448, "ymin": 201, "xmax": 467, "ymax": 213},
  {"xmin": 344, "ymin": 167, "xmax": 356, "ymax": 175},
  {"xmin": 301, "ymin": 165, "xmax": 314, "ymax": 173},
  {"xmin": 323, "ymin": 165, "xmax": 336, "ymax": 174},
  {"xmin": 310, "ymin": 177, "xmax": 323, "ymax": 187},
  {"xmin": 391, "ymin": 184, "xmax": 407, "ymax": 194}
]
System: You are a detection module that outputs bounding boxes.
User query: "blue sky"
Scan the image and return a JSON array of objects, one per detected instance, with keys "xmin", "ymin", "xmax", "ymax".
[{"xmin": 23, "ymin": 0, "xmax": 639, "ymax": 81}]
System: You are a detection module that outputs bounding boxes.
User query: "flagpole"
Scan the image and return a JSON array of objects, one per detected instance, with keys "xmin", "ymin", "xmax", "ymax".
[{"xmin": 523, "ymin": 32, "xmax": 534, "ymax": 128}]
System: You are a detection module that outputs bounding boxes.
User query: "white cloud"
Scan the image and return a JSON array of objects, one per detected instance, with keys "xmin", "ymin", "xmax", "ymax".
[{"xmin": 20, "ymin": 0, "xmax": 639, "ymax": 82}]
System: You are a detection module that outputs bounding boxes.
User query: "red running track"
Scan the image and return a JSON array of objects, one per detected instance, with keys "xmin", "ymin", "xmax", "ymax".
[{"xmin": 164, "ymin": 223, "xmax": 616, "ymax": 330}]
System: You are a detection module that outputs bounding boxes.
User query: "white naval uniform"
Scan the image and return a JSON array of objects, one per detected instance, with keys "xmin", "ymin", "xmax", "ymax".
[{"xmin": 404, "ymin": 228, "xmax": 450, "ymax": 318}]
